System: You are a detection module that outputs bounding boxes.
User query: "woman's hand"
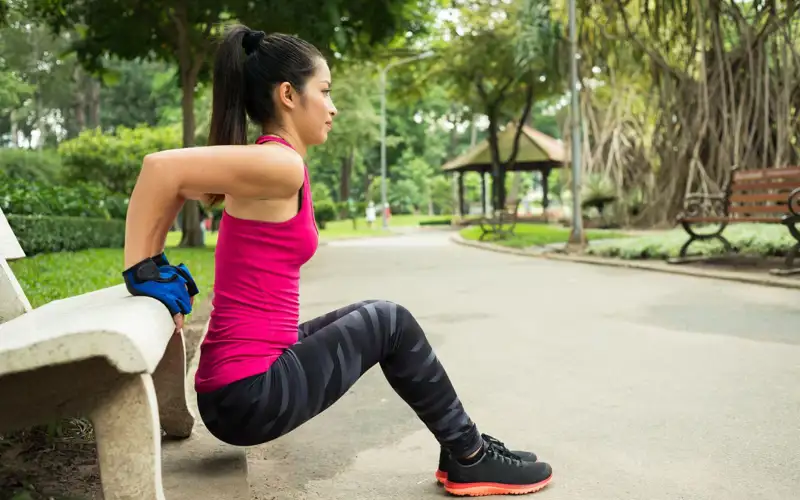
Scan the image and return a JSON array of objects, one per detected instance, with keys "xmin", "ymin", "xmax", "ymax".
[{"xmin": 123, "ymin": 258, "xmax": 199, "ymax": 333}]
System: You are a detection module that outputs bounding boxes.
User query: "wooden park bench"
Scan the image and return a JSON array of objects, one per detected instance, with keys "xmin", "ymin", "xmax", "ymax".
[
  {"xmin": 0, "ymin": 207, "xmax": 195, "ymax": 500},
  {"xmin": 478, "ymin": 198, "xmax": 521, "ymax": 241},
  {"xmin": 670, "ymin": 166, "xmax": 800, "ymax": 275}
]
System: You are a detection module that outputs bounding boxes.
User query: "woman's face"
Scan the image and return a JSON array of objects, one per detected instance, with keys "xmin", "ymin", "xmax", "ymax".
[{"xmin": 293, "ymin": 59, "xmax": 337, "ymax": 146}]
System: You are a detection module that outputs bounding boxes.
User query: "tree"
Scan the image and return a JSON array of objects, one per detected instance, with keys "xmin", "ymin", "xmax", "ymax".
[
  {"xmin": 305, "ymin": 61, "xmax": 381, "ymax": 213},
  {"xmin": 434, "ymin": 0, "xmax": 566, "ymax": 208},
  {"xmin": 29, "ymin": 0, "xmax": 442, "ymax": 246},
  {"xmin": 0, "ymin": 5, "xmax": 85, "ymax": 147},
  {"xmin": 545, "ymin": 0, "xmax": 800, "ymax": 227}
]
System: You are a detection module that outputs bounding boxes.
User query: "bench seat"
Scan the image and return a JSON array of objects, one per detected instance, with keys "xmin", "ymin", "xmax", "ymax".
[{"xmin": 0, "ymin": 284, "xmax": 176, "ymax": 376}]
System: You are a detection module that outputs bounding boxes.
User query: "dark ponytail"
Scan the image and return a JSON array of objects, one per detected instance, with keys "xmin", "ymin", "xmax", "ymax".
[
  {"xmin": 208, "ymin": 25, "xmax": 252, "ymax": 148},
  {"xmin": 205, "ymin": 23, "xmax": 324, "ymax": 206}
]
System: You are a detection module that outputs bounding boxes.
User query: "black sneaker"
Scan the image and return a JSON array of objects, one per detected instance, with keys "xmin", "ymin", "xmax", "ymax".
[
  {"xmin": 444, "ymin": 438, "xmax": 552, "ymax": 496},
  {"xmin": 435, "ymin": 434, "xmax": 538, "ymax": 485}
]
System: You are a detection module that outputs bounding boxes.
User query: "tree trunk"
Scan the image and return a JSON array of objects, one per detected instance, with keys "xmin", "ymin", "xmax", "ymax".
[
  {"xmin": 9, "ymin": 109, "xmax": 18, "ymax": 147},
  {"xmin": 88, "ymin": 78, "xmax": 101, "ymax": 129},
  {"xmin": 364, "ymin": 173, "xmax": 373, "ymax": 202},
  {"xmin": 178, "ymin": 76, "xmax": 203, "ymax": 247},
  {"xmin": 73, "ymin": 67, "xmax": 86, "ymax": 133},
  {"xmin": 172, "ymin": 6, "xmax": 205, "ymax": 248},
  {"xmin": 338, "ymin": 148, "xmax": 354, "ymax": 216}
]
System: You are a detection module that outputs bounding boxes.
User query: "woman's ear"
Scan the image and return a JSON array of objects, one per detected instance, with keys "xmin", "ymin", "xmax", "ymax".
[{"xmin": 276, "ymin": 82, "xmax": 296, "ymax": 110}]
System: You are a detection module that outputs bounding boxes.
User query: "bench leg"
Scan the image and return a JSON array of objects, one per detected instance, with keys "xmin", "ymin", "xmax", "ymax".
[
  {"xmin": 478, "ymin": 222, "xmax": 491, "ymax": 241},
  {"xmin": 91, "ymin": 374, "xmax": 165, "ymax": 500},
  {"xmin": 668, "ymin": 220, "xmax": 732, "ymax": 264},
  {"xmin": 771, "ymin": 218, "xmax": 800, "ymax": 276},
  {"xmin": 770, "ymin": 242, "xmax": 800, "ymax": 276},
  {"xmin": 152, "ymin": 330, "xmax": 195, "ymax": 439}
]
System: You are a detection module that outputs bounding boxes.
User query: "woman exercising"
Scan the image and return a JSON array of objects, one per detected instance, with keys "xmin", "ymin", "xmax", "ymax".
[{"xmin": 122, "ymin": 24, "xmax": 552, "ymax": 497}]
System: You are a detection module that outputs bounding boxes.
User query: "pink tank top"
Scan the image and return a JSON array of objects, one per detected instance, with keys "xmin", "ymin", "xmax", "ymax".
[{"xmin": 194, "ymin": 135, "xmax": 319, "ymax": 393}]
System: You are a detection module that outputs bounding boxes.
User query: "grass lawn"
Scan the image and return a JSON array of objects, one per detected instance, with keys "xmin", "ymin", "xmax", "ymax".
[
  {"xmin": 9, "ymin": 213, "xmax": 450, "ymax": 308},
  {"xmin": 460, "ymin": 223, "xmax": 628, "ymax": 249},
  {"xmin": 318, "ymin": 214, "xmax": 449, "ymax": 239},
  {"xmin": 9, "ymin": 245, "xmax": 218, "ymax": 309}
]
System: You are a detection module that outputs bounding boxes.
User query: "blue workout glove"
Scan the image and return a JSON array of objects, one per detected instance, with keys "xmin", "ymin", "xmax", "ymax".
[
  {"xmin": 151, "ymin": 252, "xmax": 199, "ymax": 298},
  {"xmin": 152, "ymin": 252, "xmax": 170, "ymax": 267},
  {"xmin": 171, "ymin": 263, "xmax": 200, "ymax": 297},
  {"xmin": 123, "ymin": 258, "xmax": 194, "ymax": 316}
]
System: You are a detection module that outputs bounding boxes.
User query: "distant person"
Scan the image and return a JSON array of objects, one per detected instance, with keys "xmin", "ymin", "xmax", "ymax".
[
  {"xmin": 365, "ymin": 200, "xmax": 376, "ymax": 229},
  {"xmin": 120, "ymin": 24, "xmax": 552, "ymax": 497}
]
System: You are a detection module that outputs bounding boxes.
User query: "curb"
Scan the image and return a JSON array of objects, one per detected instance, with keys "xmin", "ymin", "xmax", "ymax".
[{"xmin": 450, "ymin": 233, "xmax": 800, "ymax": 291}]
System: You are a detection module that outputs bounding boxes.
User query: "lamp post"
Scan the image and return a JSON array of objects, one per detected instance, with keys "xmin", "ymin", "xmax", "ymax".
[
  {"xmin": 567, "ymin": 0, "xmax": 586, "ymax": 248},
  {"xmin": 379, "ymin": 50, "xmax": 435, "ymax": 229}
]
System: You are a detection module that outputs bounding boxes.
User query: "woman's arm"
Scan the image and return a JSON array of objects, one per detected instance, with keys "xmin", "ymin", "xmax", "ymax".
[{"xmin": 124, "ymin": 143, "xmax": 304, "ymax": 268}]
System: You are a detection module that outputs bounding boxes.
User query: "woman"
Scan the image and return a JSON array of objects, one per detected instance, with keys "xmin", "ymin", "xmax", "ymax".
[{"xmin": 122, "ymin": 24, "xmax": 552, "ymax": 497}]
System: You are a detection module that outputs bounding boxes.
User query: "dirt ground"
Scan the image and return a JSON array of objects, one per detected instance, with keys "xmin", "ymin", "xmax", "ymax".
[{"xmin": 0, "ymin": 298, "xmax": 212, "ymax": 500}]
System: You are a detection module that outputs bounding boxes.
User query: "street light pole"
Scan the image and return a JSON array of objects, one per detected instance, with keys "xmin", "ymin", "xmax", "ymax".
[
  {"xmin": 379, "ymin": 51, "xmax": 435, "ymax": 230},
  {"xmin": 567, "ymin": 0, "xmax": 586, "ymax": 248},
  {"xmin": 380, "ymin": 69, "xmax": 388, "ymax": 229}
]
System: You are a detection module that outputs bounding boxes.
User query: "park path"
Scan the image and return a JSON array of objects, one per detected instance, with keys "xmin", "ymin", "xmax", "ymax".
[{"xmin": 247, "ymin": 230, "xmax": 800, "ymax": 500}]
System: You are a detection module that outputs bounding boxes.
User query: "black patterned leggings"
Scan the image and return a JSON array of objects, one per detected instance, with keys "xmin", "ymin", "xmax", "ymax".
[{"xmin": 196, "ymin": 300, "xmax": 483, "ymax": 459}]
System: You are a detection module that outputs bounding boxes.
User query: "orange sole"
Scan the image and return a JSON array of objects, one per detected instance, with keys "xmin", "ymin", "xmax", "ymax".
[
  {"xmin": 443, "ymin": 474, "xmax": 552, "ymax": 497},
  {"xmin": 435, "ymin": 470, "xmax": 447, "ymax": 484}
]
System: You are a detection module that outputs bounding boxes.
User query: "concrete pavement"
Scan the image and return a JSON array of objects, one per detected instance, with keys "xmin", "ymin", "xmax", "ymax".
[{"xmin": 247, "ymin": 230, "xmax": 800, "ymax": 500}]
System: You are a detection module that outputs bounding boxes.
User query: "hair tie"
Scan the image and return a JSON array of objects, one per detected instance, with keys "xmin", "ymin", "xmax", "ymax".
[{"xmin": 242, "ymin": 30, "xmax": 265, "ymax": 55}]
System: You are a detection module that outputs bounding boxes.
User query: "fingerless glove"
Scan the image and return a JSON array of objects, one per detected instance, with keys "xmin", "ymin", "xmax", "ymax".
[
  {"xmin": 151, "ymin": 252, "xmax": 199, "ymax": 297},
  {"xmin": 123, "ymin": 258, "xmax": 194, "ymax": 316}
]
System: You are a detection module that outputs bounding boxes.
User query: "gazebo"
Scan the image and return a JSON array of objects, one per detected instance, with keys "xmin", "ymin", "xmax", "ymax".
[{"xmin": 442, "ymin": 122, "xmax": 567, "ymax": 217}]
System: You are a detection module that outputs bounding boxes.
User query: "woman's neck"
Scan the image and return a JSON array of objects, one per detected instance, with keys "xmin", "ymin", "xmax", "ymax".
[{"xmin": 261, "ymin": 127, "xmax": 306, "ymax": 158}]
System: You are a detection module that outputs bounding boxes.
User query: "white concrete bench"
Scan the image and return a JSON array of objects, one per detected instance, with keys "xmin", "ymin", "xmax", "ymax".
[{"xmin": 0, "ymin": 207, "xmax": 195, "ymax": 500}]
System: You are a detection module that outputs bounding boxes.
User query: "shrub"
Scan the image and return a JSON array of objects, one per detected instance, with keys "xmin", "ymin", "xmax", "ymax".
[
  {"xmin": 0, "ymin": 148, "xmax": 63, "ymax": 184},
  {"xmin": 0, "ymin": 171, "xmax": 123, "ymax": 219},
  {"xmin": 586, "ymin": 223, "xmax": 797, "ymax": 260},
  {"xmin": 58, "ymin": 125, "xmax": 181, "ymax": 194},
  {"xmin": 7, "ymin": 215, "xmax": 126, "ymax": 255},
  {"xmin": 314, "ymin": 199, "xmax": 337, "ymax": 229}
]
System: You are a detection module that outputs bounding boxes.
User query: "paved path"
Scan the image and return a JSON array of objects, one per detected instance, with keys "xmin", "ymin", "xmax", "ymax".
[{"xmin": 247, "ymin": 231, "xmax": 800, "ymax": 500}]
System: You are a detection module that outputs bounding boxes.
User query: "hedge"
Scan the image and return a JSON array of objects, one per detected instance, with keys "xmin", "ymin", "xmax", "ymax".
[
  {"xmin": 7, "ymin": 215, "xmax": 126, "ymax": 256},
  {"xmin": 585, "ymin": 223, "xmax": 797, "ymax": 260}
]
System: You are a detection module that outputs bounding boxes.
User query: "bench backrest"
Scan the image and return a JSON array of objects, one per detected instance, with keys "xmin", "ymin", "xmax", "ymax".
[
  {"xmin": 726, "ymin": 166, "xmax": 800, "ymax": 222},
  {"xmin": 0, "ymin": 207, "xmax": 32, "ymax": 324}
]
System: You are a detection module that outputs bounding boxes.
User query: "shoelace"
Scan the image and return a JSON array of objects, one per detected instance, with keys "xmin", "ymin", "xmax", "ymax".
[
  {"xmin": 482, "ymin": 434, "xmax": 523, "ymax": 460},
  {"xmin": 483, "ymin": 435, "xmax": 524, "ymax": 466}
]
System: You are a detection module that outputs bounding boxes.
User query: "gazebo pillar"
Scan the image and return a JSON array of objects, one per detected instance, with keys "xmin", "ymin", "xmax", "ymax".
[
  {"xmin": 457, "ymin": 171, "xmax": 466, "ymax": 216},
  {"xmin": 480, "ymin": 170, "xmax": 487, "ymax": 216},
  {"xmin": 541, "ymin": 167, "xmax": 552, "ymax": 213}
]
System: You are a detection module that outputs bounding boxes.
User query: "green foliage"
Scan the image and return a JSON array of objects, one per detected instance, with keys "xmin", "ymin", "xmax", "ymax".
[
  {"xmin": 7, "ymin": 214, "xmax": 125, "ymax": 256},
  {"xmin": 58, "ymin": 125, "xmax": 181, "ymax": 194},
  {"xmin": 0, "ymin": 5, "xmax": 92, "ymax": 146},
  {"xmin": 436, "ymin": 0, "xmax": 565, "ymax": 118},
  {"xmin": 0, "ymin": 170, "xmax": 125, "ymax": 219},
  {"xmin": 310, "ymin": 181, "xmax": 337, "ymax": 229},
  {"xmin": 586, "ymin": 224, "xmax": 798, "ymax": 260},
  {"xmin": 99, "ymin": 58, "xmax": 183, "ymax": 131},
  {"xmin": 0, "ymin": 69, "xmax": 33, "ymax": 113},
  {"xmin": 0, "ymin": 147, "xmax": 63, "ymax": 183},
  {"xmin": 311, "ymin": 182, "xmax": 335, "ymax": 205},
  {"xmin": 314, "ymin": 200, "xmax": 337, "ymax": 229}
]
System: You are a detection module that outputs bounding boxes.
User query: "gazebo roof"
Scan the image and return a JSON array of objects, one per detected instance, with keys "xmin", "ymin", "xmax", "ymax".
[{"xmin": 442, "ymin": 122, "xmax": 567, "ymax": 173}]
